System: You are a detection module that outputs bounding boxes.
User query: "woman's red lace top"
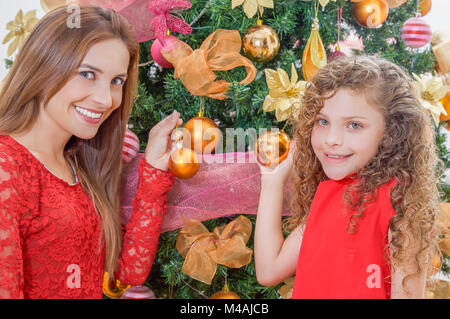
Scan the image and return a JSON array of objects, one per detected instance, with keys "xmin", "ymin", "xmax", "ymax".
[{"xmin": 0, "ymin": 134, "xmax": 175, "ymax": 299}]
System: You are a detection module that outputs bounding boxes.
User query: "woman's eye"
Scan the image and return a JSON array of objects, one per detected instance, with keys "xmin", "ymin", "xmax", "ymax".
[
  {"xmin": 348, "ymin": 122, "xmax": 362, "ymax": 129},
  {"xmin": 316, "ymin": 118, "xmax": 328, "ymax": 126},
  {"xmin": 80, "ymin": 71, "xmax": 94, "ymax": 80}
]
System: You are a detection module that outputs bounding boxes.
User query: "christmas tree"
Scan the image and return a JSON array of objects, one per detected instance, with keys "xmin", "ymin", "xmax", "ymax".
[{"xmin": 123, "ymin": 0, "xmax": 450, "ymax": 298}]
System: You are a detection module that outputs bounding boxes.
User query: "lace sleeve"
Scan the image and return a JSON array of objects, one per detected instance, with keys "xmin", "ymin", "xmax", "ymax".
[
  {"xmin": 115, "ymin": 157, "xmax": 175, "ymax": 285},
  {"xmin": 0, "ymin": 151, "xmax": 35, "ymax": 299}
]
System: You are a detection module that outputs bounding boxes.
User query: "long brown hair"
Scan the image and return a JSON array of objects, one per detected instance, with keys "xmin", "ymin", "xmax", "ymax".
[
  {"xmin": 0, "ymin": 5, "xmax": 140, "ymax": 275},
  {"xmin": 287, "ymin": 55, "xmax": 443, "ymax": 293}
]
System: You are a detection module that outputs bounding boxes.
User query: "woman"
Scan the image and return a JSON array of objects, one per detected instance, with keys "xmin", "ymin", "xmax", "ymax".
[{"xmin": 0, "ymin": 5, "xmax": 181, "ymax": 298}]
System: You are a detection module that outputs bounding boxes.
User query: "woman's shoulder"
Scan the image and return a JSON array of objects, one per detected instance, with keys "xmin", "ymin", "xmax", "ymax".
[{"xmin": 0, "ymin": 134, "xmax": 34, "ymax": 172}]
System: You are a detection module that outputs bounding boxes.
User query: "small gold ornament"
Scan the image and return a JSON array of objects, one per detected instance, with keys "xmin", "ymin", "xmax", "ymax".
[
  {"xmin": 209, "ymin": 281, "xmax": 241, "ymax": 299},
  {"xmin": 2, "ymin": 9, "xmax": 39, "ymax": 57},
  {"xmin": 169, "ymin": 147, "xmax": 201, "ymax": 179},
  {"xmin": 102, "ymin": 272, "xmax": 130, "ymax": 299},
  {"xmin": 419, "ymin": 0, "xmax": 432, "ymax": 17},
  {"xmin": 255, "ymin": 130, "xmax": 290, "ymax": 167},
  {"xmin": 352, "ymin": 0, "xmax": 389, "ymax": 28},
  {"xmin": 243, "ymin": 19, "xmax": 280, "ymax": 63},
  {"xmin": 302, "ymin": 17, "xmax": 327, "ymax": 81},
  {"xmin": 183, "ymin": 114, "xmax": 221, "ymax": 154}
]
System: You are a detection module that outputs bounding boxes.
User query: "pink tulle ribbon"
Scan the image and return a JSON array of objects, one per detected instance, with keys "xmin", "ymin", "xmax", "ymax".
[{"xmin": 120, "ymin": 153, "xmax": 294, "ymax": 233}]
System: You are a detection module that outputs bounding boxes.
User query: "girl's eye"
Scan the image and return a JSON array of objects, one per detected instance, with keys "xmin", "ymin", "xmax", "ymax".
[
  {"xmin": 348, "ymin": 122, "xmax": 362, "ymax": 129},
  {"xmin": 316, "ymin": 118, "xmax": 328, "ymax": 126},
  {"xmin": 112, "ymin": 78, "xmax": 126, "ymax": 86}
]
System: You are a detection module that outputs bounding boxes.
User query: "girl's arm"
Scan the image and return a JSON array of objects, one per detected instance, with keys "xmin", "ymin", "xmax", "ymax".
[
  {"xmin": 254, "ymin": 143, "xmax": 303, "ymax": 286},
  {"xmin": 389, "ymin": 229, "xmax": 428, "ymax": 299}
]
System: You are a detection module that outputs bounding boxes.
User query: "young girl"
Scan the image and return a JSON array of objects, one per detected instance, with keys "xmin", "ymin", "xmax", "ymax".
[
  {"xmin": 0, "ymin": 5, "xmax": 182, "ymax": 298},
  {"xmin": 255, "ymin": 55, "xmax": 443, "ymax": 299}
]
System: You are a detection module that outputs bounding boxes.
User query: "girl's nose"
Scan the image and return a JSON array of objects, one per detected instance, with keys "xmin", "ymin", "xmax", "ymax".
[{"xmin": 324, "ymin": 126, "xmax": 343, "ymax": 147}]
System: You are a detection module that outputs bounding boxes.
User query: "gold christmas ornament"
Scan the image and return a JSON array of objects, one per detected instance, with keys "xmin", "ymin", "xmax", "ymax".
[
  {"xmin": 209, "ymin": 282, "xmax": 241, "ymax": 299},
  {"xmin": 439, "ymin": 91, "xmax": 450, "ymax": 123},
  {"xmin": 168, "ymin": 147, "xmax": 201, "ymax": 179},
  {"xmin": 352, "ymin": 0, "xmax": 389, "ymax": 28},
  {"xmin": 419, "ymin": 0, "xmax": 432, "ymax": 17},
  {"xmin": 2, "ymin": 10, "xmax": 39, "ymax": 57},
  {"xmin": 231, "ymin": 0, "xmax": 274, "ymax": 19},
  {"xmin": 263, "ymin": 63, "xmax": 306, "ymax": 122},
  {"xmin": 412, "ymin": 73, "xmax": 450, "ymax": 127},
  {"xmin": 243, "ymin": 19, "xmax": 280, "ymax": 63},
  {"xmin": 102, "ymin": 272, "xmax": 130, "ymax": 299},
  {"xmin": 302, "ymin": 17, "xmax": 327, "ymax": 81},
  {"xmin": 386, "ymin": 0, "xmax": 407, "ymax": 8},
  {"xmin": 183, "ymin": 115, "xmax": 222, "ymax": 154},
  {"xmin": 255, "ymin": 130, "xmax": 291, "ymax": 167}
]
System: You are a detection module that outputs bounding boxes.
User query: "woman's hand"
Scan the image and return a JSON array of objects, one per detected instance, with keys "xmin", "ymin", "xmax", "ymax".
[{"xmin": 144, "ymin": 110, "xmax": 183, "ymax": 171}]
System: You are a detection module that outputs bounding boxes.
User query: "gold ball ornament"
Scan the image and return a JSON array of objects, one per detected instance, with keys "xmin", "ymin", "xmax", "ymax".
[
  {"xmin": 209, "ymin": 285, "xmax": 241, "ymax": 299},
  {"xmin": 243, "ymin": 20, "xmax": 280, "ymax": 63},
  {"xmin": 168, "ymin": 147, "xmax": 200, "ymax": 179},
  {"xmin": 419, "ymin": 0, "xmax": 432, "ymax": 17},
  {"xmin": 353, "ymin": 0, "xmax": 389, "ymax": 28},
  {"xmin": 255, "ymin": 130, "xmax": 290, "ymax": 167},
  {"xmin": 102, "ymin": 272, "xmax": 130, "ymax": 299},
  {"xmin": 183, "ymin": 116, "xmax": 221, "ymax": 154}
]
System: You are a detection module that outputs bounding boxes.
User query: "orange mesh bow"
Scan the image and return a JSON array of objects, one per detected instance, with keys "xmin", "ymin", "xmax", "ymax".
[
  {"xmin": 161, "ymin": 29, "xmax": 257, "ymax": 100},
  {"xmin": 176, "ymin": 215, "xmax": 253, "ymax": 284}
]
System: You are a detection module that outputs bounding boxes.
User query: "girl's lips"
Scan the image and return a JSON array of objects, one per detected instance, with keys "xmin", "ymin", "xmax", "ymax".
[{"xmin": 323, "ymin": 153, "xmax": 353, "ymax": 163}]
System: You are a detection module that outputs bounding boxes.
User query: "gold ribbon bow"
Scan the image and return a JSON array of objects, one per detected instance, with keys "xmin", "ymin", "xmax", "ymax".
[
  {"xmin": 161, "ymin": 29, "xmax": 257, "ymax": 100},
  {"xmin": 176, "ymin": 215, "xmax": 253, "ymax": 284}
]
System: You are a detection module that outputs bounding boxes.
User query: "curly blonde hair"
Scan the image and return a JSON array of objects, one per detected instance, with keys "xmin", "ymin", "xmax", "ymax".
[{"xmin": 286, "ymin": 55, "xmax": 443, "ymax": 293}]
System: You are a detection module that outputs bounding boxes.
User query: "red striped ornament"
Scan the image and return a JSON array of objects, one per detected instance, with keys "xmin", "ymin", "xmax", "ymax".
[
  {"xmin": 401, "ymin": 17, "xmax": 432, "ymax": 48},
  {"xmin": 122, "ymin": 128, "xmax": 140, "ymax": 163}
]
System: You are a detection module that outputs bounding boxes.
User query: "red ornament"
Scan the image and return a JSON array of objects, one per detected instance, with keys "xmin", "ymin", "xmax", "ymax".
[
  {"xmin": 401, "ymin": 17, "xmax": 432, "ymax": 48},
  {"xmin": 151, "ymin": 36, "xmax": 178, "ymax": 68},
  {"xmin": 122, "ymin": 128, "xmax": 140, "ymax": 163},
  {"xmin": 328, "ymin": 49, "xmax": 347, "ymax": 61}
]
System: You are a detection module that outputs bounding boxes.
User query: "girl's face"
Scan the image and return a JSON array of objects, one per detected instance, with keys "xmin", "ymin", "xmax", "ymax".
[
  {"xmin": 42, "ymin": 39, "xmax": 130, "ymax": 139},
  {"xmin": 311, "ymin": 88, "xmax": 385, "ymax": 180}
]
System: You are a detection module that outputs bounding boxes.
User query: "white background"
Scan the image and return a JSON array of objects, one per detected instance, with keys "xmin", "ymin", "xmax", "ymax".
[{"xmin": 0, "ymin": 0, "xmax": 449, "ymax": 176}]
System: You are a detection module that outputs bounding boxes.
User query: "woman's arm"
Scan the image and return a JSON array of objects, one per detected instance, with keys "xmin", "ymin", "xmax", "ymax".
[{"xmin": 0, "ymin": 152, "xmax": 29, "ymax": 299}]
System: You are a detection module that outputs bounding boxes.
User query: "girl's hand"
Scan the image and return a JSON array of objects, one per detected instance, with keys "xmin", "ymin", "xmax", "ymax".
[
  {"xmin": 257, "ymin": 141, "xmax": 296, "ymax": 186},
  {"xmin": 144, "ymin": 110, "xmax": 183, "ymax": 171}
]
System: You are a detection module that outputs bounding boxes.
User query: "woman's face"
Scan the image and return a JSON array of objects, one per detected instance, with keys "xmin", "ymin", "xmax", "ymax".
[
  {"xmin": 311, "ymin": 88, "xmax": 385, "ymax": 180},
  {"xmin": 42, "ymin": 39, "xmax": 130, "ymax": 139}
]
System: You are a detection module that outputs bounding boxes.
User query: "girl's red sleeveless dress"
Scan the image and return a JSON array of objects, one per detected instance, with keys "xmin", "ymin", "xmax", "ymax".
[{"xmin": 292, "ymin": 177, "xmax": 397, "ymax": 299}]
